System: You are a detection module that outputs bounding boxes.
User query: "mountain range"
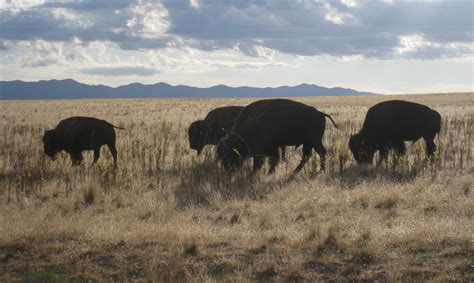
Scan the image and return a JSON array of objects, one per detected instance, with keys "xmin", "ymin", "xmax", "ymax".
[{"xmin": 0, "ymin": 79, "xmax": 378, "ymax": 100}]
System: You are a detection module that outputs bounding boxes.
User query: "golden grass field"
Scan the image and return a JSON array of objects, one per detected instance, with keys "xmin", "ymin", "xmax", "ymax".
[{"xmin": 0, "ymin": 93, "xmax": 473, "ymax": 282}]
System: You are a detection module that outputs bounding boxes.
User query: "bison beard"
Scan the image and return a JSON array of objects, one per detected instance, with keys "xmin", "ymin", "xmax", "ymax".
[
  {"xmin": 42, "ymin": 116, "xmax": 123, "ymax": 167},
  {"xmin": 188, "ymin": 106, "xmax": 244, "ymax": 155}
]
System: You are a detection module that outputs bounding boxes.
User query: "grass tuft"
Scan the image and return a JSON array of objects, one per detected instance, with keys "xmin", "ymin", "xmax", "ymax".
[
  {"xmin": 374, "ymin": 196, "xmax": 397, "ymax": 210},
  {"xmin": 82, "ymin": 185, "xmax": 96, "ymax": 206},
  {"xmin": 462, "ymin": 181, "xmax": 471, "ymax": 196},
  {"xmin": 183, "ymin": 243, "xmax": 199, "ymax": 257}
]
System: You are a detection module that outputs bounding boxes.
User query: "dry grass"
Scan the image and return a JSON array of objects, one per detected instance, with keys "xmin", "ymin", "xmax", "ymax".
[{"xmin": 0, "ymin": 93, "xmax": 473, "ymax": 282}]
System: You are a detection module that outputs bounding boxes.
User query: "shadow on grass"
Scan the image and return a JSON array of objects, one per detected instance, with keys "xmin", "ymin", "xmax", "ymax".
[
  {"xmin": 325, "ymin": 160, "xmax": 436, "ymax": 190},
  {"xmin": 173, "ymin": 159, "xmax": 298, "ymax": 208},
  {"xmin": 173, "ymin": 156, "xmax": 438, "ymax": 208},
  {"xmin": 22, "ymin": 269, "xmax": 65, "ymax": 283}
]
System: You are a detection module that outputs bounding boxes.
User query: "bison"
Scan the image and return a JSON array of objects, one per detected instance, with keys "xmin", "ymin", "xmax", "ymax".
[
  {"xmin": 349, "ymin": 100, "xmax": 441, "ymax": 164},
  {"xmin": 217, "ymin": 99, "xmax": 337, "ymax": 174},
  {"xmin": 42, "ymin": 116, "xmax": 124, "ymax": 166},
  {"xmin": 188, "ymin": 106, "xmax": 243, "ymax": 155}
]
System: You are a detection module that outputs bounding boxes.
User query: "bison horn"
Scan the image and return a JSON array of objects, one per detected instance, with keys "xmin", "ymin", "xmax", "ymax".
[{"xmin": 232, "ymin": 148, "xmax": 241, "ymax": 157}]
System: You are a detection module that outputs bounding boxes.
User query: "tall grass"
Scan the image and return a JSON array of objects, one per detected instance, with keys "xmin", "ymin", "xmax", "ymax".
[{"xmin": 0, "ymin": 94, "xmax": 472, "ymax": 281}]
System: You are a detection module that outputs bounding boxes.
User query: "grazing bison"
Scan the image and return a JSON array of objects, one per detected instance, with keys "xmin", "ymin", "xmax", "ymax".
[
  {"xmin": 188, "ymin": 106, "xmax": 243, "ymax": 155},
  {"xmin": 349, "ymin": 100, "xmax": 441, "ymax": 164},
  {"xmin": 42, "ymin": 116, "xmax": 124, "ymax": 166},
  {"xmin": 217, "ymin": 99, "xmax": 337, "ymax": 174}
]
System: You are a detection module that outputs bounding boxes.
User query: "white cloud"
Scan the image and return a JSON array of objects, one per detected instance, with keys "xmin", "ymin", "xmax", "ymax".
[
  {"xmin": 50, "ymin": 7, "xmax": 93, "ymax": 28},
  {"xmin": 0, "ymin": 40, "xmax": 11, "ymax": 50},
  {"xmin": 81, "ymin": 66, "xmax": 159, "ymax": 76},
  {"xmin": 142, "ymin": 45, "xmax": 289, "ymax": 75},
  {"xmin": 125, "ymin": 1, "xmax": 169, "ymax": 39},
  {"xmin": 189, "ymin": 0, "xmax": 199, "ymax": 9},
  {"xmin": 15, "ymin": 40, "xmax": 63, "ymax": 67},
  {"xmin": 0, "ymin": 0, "xmax": 471, "ymax": 93},
  {"xmin": 341, "ymin": 0, "xmax": 357, "ymax": 8},
  {"xmin": 236, "ymin": 43, "xmax": 275, "ymax": 59},
  {"xmin": 395, "ymin": 34, "xmax": 474, "ymax": 59},
  {"xmin": 397, "ymin": 34, "xmax": 430, "ymax": 54},
  {"xmin": 0, "ymin": 0, "xmax": 471, "ymax": 59},
  {"xmin": 0, "ymin": 0, "xmax": 45, "ymax": 10},
  {"xmin": 323, "ymin": 2, "xmax": 354, "ymax": 25}
]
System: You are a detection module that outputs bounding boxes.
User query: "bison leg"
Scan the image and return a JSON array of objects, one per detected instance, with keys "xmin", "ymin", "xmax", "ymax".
[
  {"xmin": 251, "ymin": 157, "xmax": 264, "ymax": 175},
  {"xmin": 91, "ymin": 147, "xmax": 101, "ymax": 167},
  {"xmin": 107, "ymin": 143, "xmax": 118, "ymax": 166},
  {"xmin": 77, "ymin": 153, "xmax": 84, "ymax": 164},
  {"xmin": 70, "ymin": 152, "xmax": 83, "ymax": 166},
  {"xmin": 378, "ymin": 146, "xmax": 389, "ymax": 166},
  {"xmin": 268, "ymin": 149, "xmax": 280, "ymax": 174},
  {"xmin": 424, "ymin": 138, "xmax": 437, "ymax": 157},
  {"xmin": 314, "ymin": 142, "xmax": 327, "ymax": 172},
  {"xmin": 280, "ymin": 146, "xmax": 286, "ymax": 161},
  {"xmin": 395, "ymin": 141, "xmax": 406, "ymax": 156},
  {"xmin": 294, "ymin": 145, "xmax": 312, "ymax": 173},
  {"xmin": 69, "ymin": 153, "xmax": 78, "ymax": 165}
]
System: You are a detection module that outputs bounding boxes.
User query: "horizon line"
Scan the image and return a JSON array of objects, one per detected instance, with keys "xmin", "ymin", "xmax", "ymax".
[
  {"xmin": 1, "ymin": 78, "xmax": 371, "ymax": 91},
  {"xmin": 2, "ymin": 78, "xmax": 473, "ymax": 95}
]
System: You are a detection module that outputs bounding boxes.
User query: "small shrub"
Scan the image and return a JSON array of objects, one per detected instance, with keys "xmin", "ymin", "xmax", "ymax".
[
  {"xmin": 21, "ymin": 269, "xmax": 63, "ymax": 283},
  {"xmin": 83, "ymin": 186, "xmax": 96, "ymax": 206},
  {"xmin": 305, "ymin": 224, "xmax": 321, "ymax": 242},
  {"xmin": 183, "ymin": 243, "xmax": 199, "ymax": 257},
  {"xmin": 351, "ymin": 248, "xmax": 376, "ymax": 265},
  {"xmin": 253, "ymin": 266, "xmax": 278, "ymax": 280},
  {"xmin": 229, "ymin": 214, "xmax": 240, "ymax": 225},
  {"xmin": 461, "ymin": 181, "xmax": 471, "ymax": 196},
  {"xmin": 375, "ymin": 197, "xmax": 397, "ymax": 210},
  {"xmin": 316, "ymin": 226, "xmax": 343, "ymax": 254}
]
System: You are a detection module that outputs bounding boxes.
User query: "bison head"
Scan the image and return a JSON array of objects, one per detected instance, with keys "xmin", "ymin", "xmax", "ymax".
[
  {"xmin": 188, "ymin": 120, "xmax": 209, "ymax": 155},
  {"xmin": 217, "ymin": 137, "xmax": 243, "ymax": 171},
  {"xmin": 349, "ymin": 133, "xmax": 375, "ymax": 164},
  {"xmin": 42, "ymin": 130, "xmax": 60, "ymax": 161}
]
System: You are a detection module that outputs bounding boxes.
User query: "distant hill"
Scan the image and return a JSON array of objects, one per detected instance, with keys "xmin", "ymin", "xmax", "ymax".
[{"xmin": 0, "ymin": 79, "xmax": 378, "ymax": 100}]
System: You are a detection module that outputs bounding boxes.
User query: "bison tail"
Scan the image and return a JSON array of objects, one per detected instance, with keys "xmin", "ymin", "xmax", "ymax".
[{"xmin": 323, "ymin": 113, "xmax": 338, "ymax": 129}]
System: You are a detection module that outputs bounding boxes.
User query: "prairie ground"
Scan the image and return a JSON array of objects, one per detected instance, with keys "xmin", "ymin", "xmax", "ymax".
[{"xmin": 0, "ymin": 93, "xmax": 473, "ymax": 282}]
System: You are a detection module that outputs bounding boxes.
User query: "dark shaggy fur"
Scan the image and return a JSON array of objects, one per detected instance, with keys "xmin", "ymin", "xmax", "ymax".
[
  {"xmin": 42, "ymin": 116, "xmax": 124, "ymax": 166},
  {"xmin": 349, "ymin": 100, "xmax": 441, "ymax": 164},
  {"xmin": 217, "ymin": 99, "xmax": 337, "ymax": 174},
  {"xmin": 188, "ymin": 106, "xmax": 243, "ymax": 155}
]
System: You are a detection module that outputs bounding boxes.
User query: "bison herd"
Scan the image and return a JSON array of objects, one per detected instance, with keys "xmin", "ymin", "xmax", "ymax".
[{"xmin": 42, "ymin": 99, "xmax": 441, "ymax": 174}]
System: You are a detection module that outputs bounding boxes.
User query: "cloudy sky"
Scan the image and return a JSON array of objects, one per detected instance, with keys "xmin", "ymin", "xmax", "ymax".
[{"xmin": 0, "ymin": 0, "xmax": 472, "ymax": 94}]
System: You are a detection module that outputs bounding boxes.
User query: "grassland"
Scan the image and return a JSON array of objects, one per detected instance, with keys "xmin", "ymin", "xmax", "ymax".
[{"xmin": 0, "ymin": 93, "xmax": 473, "ymax": 282}]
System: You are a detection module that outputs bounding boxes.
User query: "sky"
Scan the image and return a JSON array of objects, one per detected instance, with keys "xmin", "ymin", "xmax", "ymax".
[{"xmin": 0, "ymin": 0, "xmax": 472, "ymax": 94}]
